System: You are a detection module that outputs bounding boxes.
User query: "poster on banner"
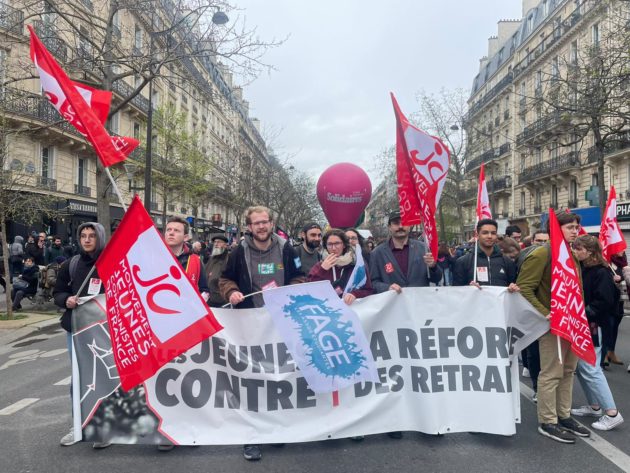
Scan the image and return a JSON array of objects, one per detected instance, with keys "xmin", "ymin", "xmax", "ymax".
[
  {"xmin": 72, "ymin": 287, "xmax": 549, "ymax": 445},
  {"xmin": 262, "ymin": 281, "xmax": 378, "ymax": 393}
]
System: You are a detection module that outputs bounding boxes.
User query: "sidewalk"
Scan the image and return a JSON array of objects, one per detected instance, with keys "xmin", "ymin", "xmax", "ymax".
[{"xmin": 0, "ymin": 292, "xmax": 61, "ymax": 345}]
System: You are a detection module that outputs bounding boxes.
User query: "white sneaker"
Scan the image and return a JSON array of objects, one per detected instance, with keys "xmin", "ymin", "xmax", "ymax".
[
  {"xmin": 571, "ymin": 405, "xmax": 603, "ymax": 417},
  {"xmin": 60, "ymin": 428, "xmax": 79, "ymax": 446},
  {"xmin": 522, "ymin": 367, "xmax": 530, "ymax": 377},
  {"xmin": 532, "ymin": 392, "xmax": 537, "ymax": 404},
  {"xmin": 592, "ymin": 413, "xmax": 624, "ymax": 431}
]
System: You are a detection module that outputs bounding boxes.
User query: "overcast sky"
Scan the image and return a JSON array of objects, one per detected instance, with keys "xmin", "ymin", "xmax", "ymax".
[{"xmin": 233, "ymin": 0, "xmax": 523, "ymax": 186}]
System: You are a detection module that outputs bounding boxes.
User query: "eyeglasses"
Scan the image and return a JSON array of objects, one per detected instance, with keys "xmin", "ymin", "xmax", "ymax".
[
  {"xmin": 250, "ymin": 220, "xmax": 271, "ymax": 227},
  {"xmin": 326, "ymin": 242, "xmax": 344, "ymax": 248},
  {"xmin": 347, "ymin": 236, "xmax": 359, "ymax": 241}
]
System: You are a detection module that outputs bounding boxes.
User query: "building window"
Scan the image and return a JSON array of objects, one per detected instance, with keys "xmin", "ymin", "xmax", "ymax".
[
  {"xmin": 592, "ymin": 23, "xmax": 600, "ymax": 46},
  {"xmin": 551, "ymin": 56, "xmax": 559, "ymax": 81},
  {"xmin": 520, "ymin": 191, "xmax": 526, "ymax": 211},
  {"xmin": 570, "ymin": 179, "xmax": 578, "ymax": 204},
  {"xmin": 535, "ymin": 147, "xmax": 542, "ymax": 165},
  {"xmin": 570, "ymin": 40, "xmax": 578, "ymax": 65},
  {"xmin": 592, "ymin": 173, "xmax": 598, "ymax": 186},
  {"xmin": 41, "ymin": 145, "xmax": 54, "ymax": 178},
  {"xmin": 542, "ymin": 0, "xmax": 548, "ymax": 17},
  {"xmin": 551, "ymin": 184, "xmax": 558, "ymax": 207},
  {"xmin": 78, "ymin": 157, "xmax": 88, "ymax": 187},
  {"xmin": 504, "ymin": 162, "xmax": 509, "ymax": 175},
  {"xmin": 535, "ymin": 189, "xmax": 542, "ymax": 208},
  {"xmin": 134, "ymin": 24, "xmax": 143, "ymax": 50},
  {"xmin": 551, "ymin": 142, "xmax": 558, "ymax": 159},
  {"xmin": 133, "ymin": 122, "xmax": 140, "ymax": 140},
  {"xmin": 110, "ymin": 111, "xmax": 119, "ymax": 135},
  {"xmin": 520, "ymin": 154, "xmax": 527, "ymax": 172},
  {"xmin": 527, "ymin": 15, "xmax": 534, "ymax": 34}
]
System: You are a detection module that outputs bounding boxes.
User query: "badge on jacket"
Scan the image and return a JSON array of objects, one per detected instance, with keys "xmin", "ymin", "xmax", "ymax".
[{"xmin": 385, "ymin": 262, "xmax": 395, "ymax": 274}]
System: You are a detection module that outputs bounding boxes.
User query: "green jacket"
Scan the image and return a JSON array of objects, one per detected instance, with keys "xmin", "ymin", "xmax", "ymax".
[{"xmin": 516, "ymin": 243, "xmax": 582, "ymax": 316}]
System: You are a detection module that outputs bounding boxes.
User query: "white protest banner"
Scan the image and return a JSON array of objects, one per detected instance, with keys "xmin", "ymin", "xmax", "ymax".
[{"xmin": 73, "ymin": 287, "xmax": 548, "ymax": 445}]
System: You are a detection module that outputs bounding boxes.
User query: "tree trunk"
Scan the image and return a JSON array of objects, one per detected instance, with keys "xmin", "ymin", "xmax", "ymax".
[
  {"xmin": 593, "ymin": 126, "xmax": 607, "ymax": 219},
  {"xmin": 1, "ymin": 215, "xmax": 13, "ymax": 320}
]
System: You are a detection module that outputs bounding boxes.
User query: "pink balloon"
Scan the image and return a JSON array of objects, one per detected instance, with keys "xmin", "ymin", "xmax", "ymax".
[{"xmin": 316, "ymin": 163, "xmax": 372, "ymax": 228}]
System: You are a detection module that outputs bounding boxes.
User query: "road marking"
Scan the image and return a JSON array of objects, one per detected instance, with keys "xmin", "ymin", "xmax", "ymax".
[
  {"xmin": 54, "ymin": 376, "xmax": 71, "ymax": 386},
  {"xmin": 521, "ymin": 383, "xmax": 630, "ymax": 471},
  {"xmin": 0, "ymin": 398, "xmax": 39, "ymax": 416}
]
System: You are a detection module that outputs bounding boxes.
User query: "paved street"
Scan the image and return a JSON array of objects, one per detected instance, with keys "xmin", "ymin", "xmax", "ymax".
[{"xmin": 1, "ymin": 317, "xmax": 630, "ymax": 473}]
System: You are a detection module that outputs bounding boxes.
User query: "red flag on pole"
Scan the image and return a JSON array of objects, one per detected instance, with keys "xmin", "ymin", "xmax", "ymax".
[
  {"xmin": 391, "ymin": 93, "xmax": 450, "ymax": 257},
  {"xmin": 28, "ymin": 25, "xmax": 139, "ymax": 167},
  {"xmin": 476, "ymin": 163, "xmax": 492, "ymax": 221},
  {"xmin": 95, "ymin": 196, "xmax": 223, "ymax": 390},
  {"xmin": 599, "ymin": 186, "xmax": 627, "ymax": 262},
  {"xmin": 548, "ymin": 209, "xmax": 596, "ymax": 365}
]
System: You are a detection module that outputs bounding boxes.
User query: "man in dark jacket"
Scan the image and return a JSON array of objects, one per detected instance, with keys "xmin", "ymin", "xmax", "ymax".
[
  {"xmin": 204, "ymin": 235, "xmax": 230, "ymax": 307},
  {"xmin": 47, "ymin": 236, "xmax": 65, "ymax": 264},
  {"xmin": 294, "ymin": 223, "xmax": 322, "ymax": 276},
  {"xmin": 218, "ymin": 206, "xmax": 304, "ymax": 461},
  {"xmin": 11, "ymin": 256, "xmax": 39, "ymax": 310},
  {"xmin": 53, "ymin": 222, "xmax": 108, "ymax": 449},
  {"xmin": 453, "ymin": 218, "xmax": 518, "ymax": 290},
  {"xmin": 370, "ymin": 211, "xmax": 442, "ymax": 294}
]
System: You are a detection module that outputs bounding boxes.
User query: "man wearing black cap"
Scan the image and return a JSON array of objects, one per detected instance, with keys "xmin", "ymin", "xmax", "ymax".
[
  {"xmin": 370, "ymin": 211, "xmax": 442, "ymax": 295},
  {"xmin": 295, "ymin": 223, "xmax": 322, "ymax": 276},
  {"xmin": 204, "ymin": 234, "xmax": 230, "ymax": 307}
]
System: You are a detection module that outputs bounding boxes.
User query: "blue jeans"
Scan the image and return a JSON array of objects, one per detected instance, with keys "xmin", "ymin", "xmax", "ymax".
[
  {"xmin": 576, "ymin": 328, "xmax": 616, "ymax": 411},
  {"xmin": 441, "ymin": 268, "xmax": 452, "ymax": 286}
]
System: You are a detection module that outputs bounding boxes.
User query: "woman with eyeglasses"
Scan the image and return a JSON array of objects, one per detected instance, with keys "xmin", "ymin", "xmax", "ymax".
[
  {"xmin": 344, "ymin": 228, "xmax": 371, "ymax": 267},
  {"xmin": 307, "ymin": 228, "xmax": 373, "ymax": 305}
]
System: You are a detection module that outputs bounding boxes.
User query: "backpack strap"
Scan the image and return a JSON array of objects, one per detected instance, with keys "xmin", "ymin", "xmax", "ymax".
[{"xmin": 69, "ymin": 254, "xmax": 80, "ymax": 284}]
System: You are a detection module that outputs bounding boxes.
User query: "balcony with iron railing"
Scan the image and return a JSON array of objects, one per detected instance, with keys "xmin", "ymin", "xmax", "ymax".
[
  {"xmin": 533, "ymin": 205, "xmax": 542, "ymax": 214},
  {"xmin": 37, "ymin": 176, "xmax": 57, "ymax": 191},
  {"xmin": 34, "ymin": 21, "xmax": 67, "ymax": 63},
  {"xmin": 111, "ymin": 80, "xmax": 150, "ymax": 113},
  {"xmin": 466, "ymin": 72, "xmax": 513, "ymax": 121},
  {"xmin": 518, "ymin": 151, "xmax": 580, "ymax": 185},
  {"xmin": 587, "ymin": 134, "xmax": 630, "ymax": 163},
  {"xmin": 3, "ymin": 87, "xmax": 83, "ymax": 139},
  {"xmin": 516, "ymin": 112, "xmax": 570, "ymax": 145},
  {"xmin": 75, "ymin": 184, "xmax": 91, "ymax": 197},
  {"xmin": 0, "ymin": 1, "xmax": 24, "ymax": 34},
  {"xmin": 465, "ymin": 143, "xmax": 511, "ymax": 173}
]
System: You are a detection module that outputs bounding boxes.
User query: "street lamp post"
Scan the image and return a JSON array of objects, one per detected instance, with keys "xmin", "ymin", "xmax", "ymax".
[{"xmin": 144, "ymin": 7, "xmax": 229, "ymax": 214}]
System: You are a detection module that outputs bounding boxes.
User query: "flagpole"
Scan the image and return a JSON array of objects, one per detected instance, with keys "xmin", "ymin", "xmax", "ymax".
[
  {"xmin": 73, "ymin": 167, "xmax": 128, "ymax": 298},
  {"xmin": 557, "ymin": 335, "xmax": 563, "ymax": 365},
  {"xmin": 473, "ymin": 218, "xmax": 479, "ymax": 284}
]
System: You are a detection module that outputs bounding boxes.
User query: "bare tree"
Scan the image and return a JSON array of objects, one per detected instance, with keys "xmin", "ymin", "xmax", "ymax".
[
  {"xmin": 0, "ymin": 101, "xmax": 64, "ymax": 319},
  {"xmin": 2, "ymin": 0, "xmax": 282, "ymax": 234},
  {"xmin": 519, "ymin": 0, "xmax": 630, "ymax": 215}
]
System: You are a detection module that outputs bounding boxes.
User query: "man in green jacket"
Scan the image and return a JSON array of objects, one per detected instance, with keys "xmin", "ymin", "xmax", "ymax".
[{"xmin": 517, "ymin": 211, "xmax": 589, "ymax": 444}]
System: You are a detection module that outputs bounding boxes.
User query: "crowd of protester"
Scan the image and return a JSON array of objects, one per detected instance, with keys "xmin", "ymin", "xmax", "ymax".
[{"xmin": 26, "ymin": 204, "xmax": 628, "ymax": 458}]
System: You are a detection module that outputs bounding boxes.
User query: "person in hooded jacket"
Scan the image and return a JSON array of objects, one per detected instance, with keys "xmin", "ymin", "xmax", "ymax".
[
  {"xmin": 53, "ymin": 222, "xmax": 109, "ymax": 449},
  {"xmin": 9, "ymin": 235, "xmax": 24, "ymax": 276},
  {"xmin": 307, "ymin": 229, "xmax": 373, "ymax": 304},
  {"xmin": 453, "ymin": 218, "xmax": 518, "ymax": 290}
]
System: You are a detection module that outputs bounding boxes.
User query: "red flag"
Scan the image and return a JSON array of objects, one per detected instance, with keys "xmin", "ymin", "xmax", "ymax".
[
  {"xmin": 599, "ymin": 186, "xmax": 627, "ymax": 262},
  {"xmin": 29, "ymin": 25, "xmax": 139, "ymax": 167},
  {"xmin": 95, "ymin": 196, "xmax": 223, "ymax": 390},
  {"xmin": 548, "ymin": 209, "xmax": 596, "ymax": 365},
  {"xmin": 476, "ymin": 163, "xmax": 492, "ymax": 221},
  {"xmin": 391, "ymin": 93, "xmax": 450, "ymax": 257}
]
